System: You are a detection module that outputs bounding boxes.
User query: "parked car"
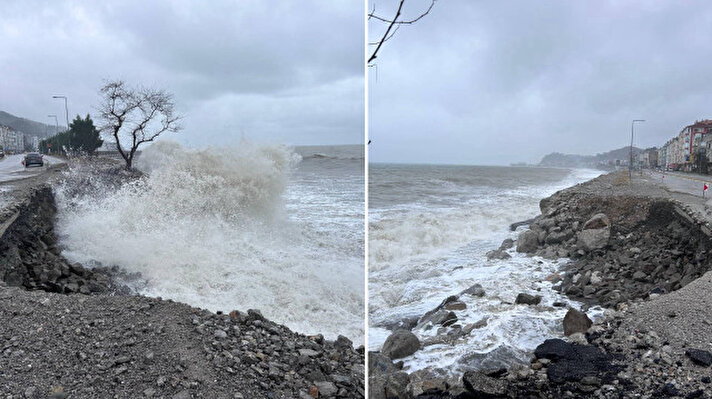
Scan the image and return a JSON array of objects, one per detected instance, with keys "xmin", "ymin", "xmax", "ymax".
[
  {"xmin": 23, "ymin": 152, "xmax": 43, "ymax": 168},
  {"xmin": 0, "ymin": 149, "xmax": 4, "ymax": 158}
]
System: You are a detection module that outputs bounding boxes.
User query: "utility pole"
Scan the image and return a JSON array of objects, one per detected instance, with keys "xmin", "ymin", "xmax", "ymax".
[
  {"xmin": 52, "ymin": 95, "xmax": 69, "ymax": 129},
  {"xmin": 630, "ymin": 119, "xmax": 645, "ymax": 179}
]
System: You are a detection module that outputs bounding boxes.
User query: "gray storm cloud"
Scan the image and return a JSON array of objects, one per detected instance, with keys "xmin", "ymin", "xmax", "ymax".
[
  {"xmin": 0, "ymin": 0, "xmax": 364, "ymax": 146},
  {"xmin": 368, "ymin": 0, "xmax": 712, "ymax": 165}
]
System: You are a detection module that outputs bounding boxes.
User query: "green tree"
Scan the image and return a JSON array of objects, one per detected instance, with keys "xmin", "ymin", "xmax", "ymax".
[{"xmin": 68, "ymin": 114, "xmax": 103, "ymax": 155}]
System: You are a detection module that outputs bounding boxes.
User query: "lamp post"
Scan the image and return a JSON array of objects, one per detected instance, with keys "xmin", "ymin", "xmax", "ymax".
[
  {"xmin": 52, "ymin": 95, "xmax": 69, "ymax": 129},
  {"xmin": 630, "ymin": 119, "xmax": 645, "ymax": 178},
  {"xmin": 47, "ymin": 115, "xmax": 59, "ymax": 135}
]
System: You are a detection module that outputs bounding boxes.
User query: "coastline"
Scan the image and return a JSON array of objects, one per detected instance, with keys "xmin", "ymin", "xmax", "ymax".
[
  {"xmin": 369, "ymin": 171, "xmax": 712, "ymax": 398},
  {"xmin": 0, "ymin": 163, "xmax": 365, "ymax": 398}
]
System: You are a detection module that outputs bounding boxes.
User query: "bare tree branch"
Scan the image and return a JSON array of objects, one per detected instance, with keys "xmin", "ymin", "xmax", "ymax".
[
  {"xmin": 368, "ymin": 0, "xmax": 436, "ymax": 63},
  {"xmin": 97, "ymin": 80, "xmax": 182, "ymax": 170},
  {"xmin": 368, "ymin": 0, "xmax": 435, "ymax": 25},
  {"xmin": 368, "ymin": 0, "xmax": 404, "ymax": 63}
]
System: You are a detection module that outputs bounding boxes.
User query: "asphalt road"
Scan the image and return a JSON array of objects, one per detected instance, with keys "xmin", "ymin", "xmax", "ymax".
[
  {"xmin": 648, "ymin": 169, "xmax": 712, "ymax": 198},
  {"xmin": 0, "ymin": 154, "xmax": 64, "ymax": 183}
]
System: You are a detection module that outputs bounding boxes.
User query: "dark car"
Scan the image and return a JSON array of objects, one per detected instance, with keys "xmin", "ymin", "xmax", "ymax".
[{"xmin": 24, "ymin": 153, "xmax": 44, "ymax": 168}]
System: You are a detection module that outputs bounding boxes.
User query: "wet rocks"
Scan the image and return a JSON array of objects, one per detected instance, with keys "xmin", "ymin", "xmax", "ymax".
[
  {"xmin": 0, "ymin": 186, "xmax": 124, "ymax": 295},
  {"xmin": 563, "ymin": 308, "xmax": 592, "ymax": 336},
  {"xmin": 460, "ymin": 283, "xmax": 485, "ymax": 298},
  {"xmin": 381, "ymin": 330, "xmax": 420, "ymax": 359},
  {"xmin": 515, "ymin": 230, "xmax": 539, "ymax": 253},
  {"xmin": 369, "ymin": 352, "xmax": 409, "ymax": 399},
  {"xmin": 515, "ymin": 293, "xmax": 541, "ymax": 305},
  {"xmin": 532, "ymin": 339, "xmax": 621, "ymax": 384},
  {"xmin": 485, "ymin": 249, "xmax": 511, "ymax": 260},
  {"xmin": 499, "ymin": 238, "xmax": 514, "ymax": 250}
]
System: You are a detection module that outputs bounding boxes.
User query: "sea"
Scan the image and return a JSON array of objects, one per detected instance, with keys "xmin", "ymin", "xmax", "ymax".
[
  {"xmin": 369, "ymin": 164, "xmax": 603, "ymax": 374},
  {"xmin": 54, "ymin": 141, "xmax": 365, "ymax": 345}
]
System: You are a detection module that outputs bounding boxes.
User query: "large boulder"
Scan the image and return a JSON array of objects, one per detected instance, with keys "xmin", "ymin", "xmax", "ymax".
[
  {"xmin": 381, "ymin": 330, "xmax": 420, "ymax": 359},
  {"xmin": 577, "ymin": 228, "xmax": 610, "ymax": 251},
  {"xmin": 533, "ymin": 339, "xmax": 622, "ymax": 384},
  {"xmin": 516, "ymin": 230, "xmax": 539, "ymax": 253},
  {"xmin": 563, "ymin": 308, "xmax": 592, "ymax": 336}
]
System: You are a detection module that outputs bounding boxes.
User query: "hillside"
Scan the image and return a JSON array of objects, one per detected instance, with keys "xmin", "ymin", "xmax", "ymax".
[
  {"xmin": 539, "ymin": 146, "xmax": 643, "ymax": 168},
  {"xmin": 0, "ymin": 110, "xmax": 64, "ymax": 139}
]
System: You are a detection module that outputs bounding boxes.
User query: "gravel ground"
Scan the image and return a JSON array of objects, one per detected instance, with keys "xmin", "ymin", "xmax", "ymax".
[
  {"xmin": 0, "ymin": 282, "xmax": 364, "ymax": 398},
  {"xmin": 620, "ymin": 269, "xmax": 712, "ymax": 354}
]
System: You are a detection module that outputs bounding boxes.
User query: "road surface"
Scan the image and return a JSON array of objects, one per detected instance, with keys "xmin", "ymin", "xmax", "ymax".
[
  {"xmin": 0, "ymin": 154, "xmax": 64, "ymax": 183},
  {"xmin": 646, "ymin": 169, "xmax": 712, "ymax": 198}
]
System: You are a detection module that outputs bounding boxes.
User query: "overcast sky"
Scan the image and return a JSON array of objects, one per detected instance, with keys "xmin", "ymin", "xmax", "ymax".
[
  {"xmin": 0, "ymin": 0, "xmax": 363, "ymax": 147},
  {"xmin": 368, "ymin": 1, "xmax": 712, "ymax": 165}
]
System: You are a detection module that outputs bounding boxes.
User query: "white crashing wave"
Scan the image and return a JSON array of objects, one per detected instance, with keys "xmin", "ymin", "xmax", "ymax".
[
  {"xmin": 54, "ymin": 140, "xmax": 364, "ymax": 345},
  {"xmin": 368, "ymin": 167, "xmax": 604, "ymax": 374}
]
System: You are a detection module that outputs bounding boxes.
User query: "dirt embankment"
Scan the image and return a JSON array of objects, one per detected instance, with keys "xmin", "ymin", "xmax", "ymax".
[{"xmin": 0, "ymin": 175, "xmax": 365, "ymax": 398}]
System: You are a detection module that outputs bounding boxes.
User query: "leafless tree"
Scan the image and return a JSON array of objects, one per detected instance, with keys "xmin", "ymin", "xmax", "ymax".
[
  {"xmin": 98, "ymin": 80, "xmax": 181, "ymax": 170},
  {"xmin": 368, "ymin": 0, "xmax": 436, "ymax": 64}
]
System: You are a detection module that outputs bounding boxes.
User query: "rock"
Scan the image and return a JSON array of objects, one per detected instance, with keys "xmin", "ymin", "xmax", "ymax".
[
  {"xmin": 486, "ymin": 249, "xmax": 511, "ymax": 260},
  {"xmin": 369, "ymin": 355, "xmax": 410, "ymax": 399},
  {"xmin": 577, "ymin": 228, "xmax": 610, "ymax": 251},
  {"xmin": 545, "ymin": 229, "xmax": 574, "ymax": 245},
  {"xmin": 516, "ymin": 230, "xmax": 539, "ymax": 253},
  {"xmin": 418, "ymin": 308, "xmax": 458, "ymax": 329},
  {"xmin": 407, "ymin": 369, "xmax": 450, "ymax": 397},
  {"xmin": 533, "ymin": 339, "xmax": 621, "ymax": 384},
  {"xmin": 510, "ymin": 218, "xmax": 534, "ymax": 231},
  {"xmin": 499, "ymin": 238, "xmax": 514, "ymax": 250},
  {"xmin": 381, "ymin": 330, "xmax": 420, "ymax": 359},
  {"xmin": 335, "ymin": 335, "xmax": 353, "ymax": 350},
  {"xmin": 462, "ymin": 371, "xmax": 507, "ymax": 397},
  {"xmin": 686, "ymin": 349, "xmax": 712, "ymax": 367},
  {"xmin": 583, "ymin": 213, "xmax": 610, "ymax": 230},
  {"xmin": 458, "ymin": 346, "xmax": 527, "ymax": 375},
  {"xmin": 461, "ymin": 283, "xmax": 486, "ymax": 297},
  {"xmin": 567, "ymin": 332, "xmax": 588, "ymax": 345},
  {"xmin": 214, "ymin": 329, "xmax": 227, "ymax": 339},
  {"xmin": 442, "ymin": 301, "xmax": 466, "ymax": 311},
  {"xmin": 563, "ymin": 308, "xmax": 592, "ymax": 336},
  {"xmin": 632, "ymin": 271, "xmax": 647, "ymax": 282},
  {"xmin": 314, "ymin": 381, "xmax": 337, "ymax": 397},
  {"xmin": 298, "ymin": 349, "xmax": 320, "ymax": 357},
  {"xmin": 515, "ymin": 293, "xmax": 542, "ymax": 305}
]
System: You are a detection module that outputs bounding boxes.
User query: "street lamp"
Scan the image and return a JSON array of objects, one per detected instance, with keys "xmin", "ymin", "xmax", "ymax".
[
  {"xmin": 47, "ymin": 115, "xmax": 58, "ymax": 135},
  {"xmin": 630, "ymin": 119, "xmax": 645, "ymax": 178},
  {"xmin": 52, "ymin": 95, "xmax": 69, "ymax": 128}
]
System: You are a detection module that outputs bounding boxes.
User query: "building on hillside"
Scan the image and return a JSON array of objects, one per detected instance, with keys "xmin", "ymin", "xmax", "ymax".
[{"xmin": 676, "ymin": 120, "xmax": 712, "ymax": 171}]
